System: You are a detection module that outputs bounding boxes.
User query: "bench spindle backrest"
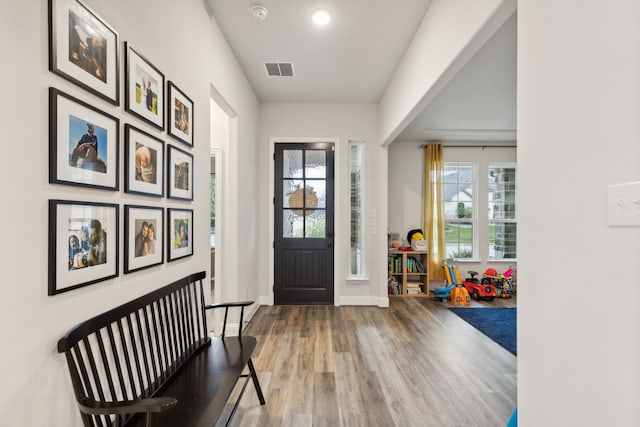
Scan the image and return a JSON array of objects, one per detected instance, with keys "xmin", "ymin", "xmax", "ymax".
[{"xmin": 58, "ymin": 272, "xmax": 209, "ymax": 427}]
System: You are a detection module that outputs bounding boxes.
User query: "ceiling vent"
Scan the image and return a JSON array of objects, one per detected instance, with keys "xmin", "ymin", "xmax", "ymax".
[{"xmin": 264, "ymin": 62, "xmax": 295, "ymax": 77}]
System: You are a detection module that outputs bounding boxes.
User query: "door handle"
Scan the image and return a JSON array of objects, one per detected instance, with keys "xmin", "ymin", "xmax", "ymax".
[{"xmin": 327, "ymin": 233, "xmax": 333, "ymax": 247}]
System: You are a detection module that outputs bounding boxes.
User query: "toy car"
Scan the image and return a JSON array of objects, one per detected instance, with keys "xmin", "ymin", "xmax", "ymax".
[
  {"xmin": 463, "ymin": 271, "xmax": 496, "ymax": 300},
  {"xmin": 482, "ymin": 268, "xmax": 513, "ymax": 299}
]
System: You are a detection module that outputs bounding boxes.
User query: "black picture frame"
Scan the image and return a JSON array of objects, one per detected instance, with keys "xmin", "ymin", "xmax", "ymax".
[
  {"xmin": 167, "ymin": 81, "xmax": 194, "ymax": 147},
  {"xmin": 124, "ymin": 205, "xmax": 164, "ymax": 273},
  {"xmin": 49, "ymin": 87, "xmax": 120, "ymax": 191},
  {"xmin": 48, "ymin": 0, "xmax": 119, "ymax": 104},
  {"xmin": 167, "ymin": 208, "xmax": 193, "ymax": 262},
  {"xmin": 125, "ymin": 42, "xmax": 165, "ymax": 130},
  {"xmin": 49, "ymin": 199, "xmax": 119, "ymax": 295},
  {"xmin": 167, "ymin": 145, "xmax": 194, "ymax": 200},
  {"xmin": 124, "ymin": 124, "xmax": 164, "ymax": 197}
]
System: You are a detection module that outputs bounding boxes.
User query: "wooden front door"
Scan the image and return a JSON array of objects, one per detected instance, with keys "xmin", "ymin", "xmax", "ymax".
[{"xmin": 274, "ymin": 143, "xmax": 334, "ymax": 305}]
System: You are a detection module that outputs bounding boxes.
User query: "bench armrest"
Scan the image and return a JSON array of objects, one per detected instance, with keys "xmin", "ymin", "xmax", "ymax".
[
  {"xmin": 78, "ymin": 396, "xmax": 177, "ymax": 416},
  {"xmin": 204, "ymin": 301, "xmax": 255, "ymax": 338},
  {"xmin": 204, "ymin": 301, "xmax": 254, "ymax": 310}
]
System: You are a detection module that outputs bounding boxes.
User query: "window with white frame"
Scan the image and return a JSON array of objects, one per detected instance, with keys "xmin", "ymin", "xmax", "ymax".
[
  {"xmin": 488, "ymin": 163, "xmax": 516, "ymax": 259},
  {"xmin": 444, "ymin": 163, "xmax": 476, "ymax": 259},
  {"xmin": 349, "ymin": 142, "xmax": 365, "ymax": 276}
]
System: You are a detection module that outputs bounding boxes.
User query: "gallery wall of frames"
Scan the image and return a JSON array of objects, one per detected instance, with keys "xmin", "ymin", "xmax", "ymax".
[{"xmin": 48, "ymin": 0, "xmax": 196, "ymax": 295}]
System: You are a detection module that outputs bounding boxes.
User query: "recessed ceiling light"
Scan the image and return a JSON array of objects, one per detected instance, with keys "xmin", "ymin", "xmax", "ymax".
[{"xmin": 311, "ymin": 9, "xmax": 331, "ymax": 26}]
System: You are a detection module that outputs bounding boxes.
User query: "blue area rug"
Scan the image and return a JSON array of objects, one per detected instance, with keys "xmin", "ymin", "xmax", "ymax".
[{"xmin": 449, "ymin": 307, "xmax": 517, "ymax": 356}]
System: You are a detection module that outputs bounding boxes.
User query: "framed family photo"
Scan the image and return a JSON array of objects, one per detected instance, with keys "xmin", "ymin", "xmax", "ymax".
[
  {"xmin": 167, "ymin": 81, "xmax": 194, "ymax": 147},
  {"xmin": 167, "ymin": 145, "xmax": 193, "ymax": 200},
  {"xmin": 49, "ymin": 87, "xmax": 119, "ymax": 190},
  {"xmin": 49, "ymin": 199, "xmax": 119, "ymax": 295},
  {"xmin": 124, "ymin": 205, "xmax": 164, "ymax": 273},
  {"xmin": 124, "ymin": 124, "xmax": 164, "ymax": 197},
  {"xmin": 167, "ymin": 208, "xmax": 193, "ymax": 262},
  {"xmin": 125, "ymin": 42, "xmax": 165, "ymax": 130},
  {"xmin": 48, "ymin": 0, "xmax": 119, "ymax": 104}
]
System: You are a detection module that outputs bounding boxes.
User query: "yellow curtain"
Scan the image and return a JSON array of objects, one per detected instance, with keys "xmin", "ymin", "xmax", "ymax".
[{"xmin": 423, "ymin": 144, "xmax": 445, "ymax": 281}]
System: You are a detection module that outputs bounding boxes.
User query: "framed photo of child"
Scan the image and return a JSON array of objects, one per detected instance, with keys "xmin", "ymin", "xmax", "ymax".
[
  {"xmin": 49, "ymin": 199, "xmax": 119, "ymax": 295},
  {"xmin": 167, "ymin": 145, "xmax": 193, "ymax": 200},
  {"xmin": 167, "ymin": 81, "xmax": 194, "ymax": 147},
  {"xmin": 124, "ymin": 124, "xmax": 164, "ymax": 197},
  {"xmin": 49, "ymin": 0, "xmax": 119, "ymax": 104},
  {"xmin": 124, "ymin": 42, "xmax": 165, "ymax": 130},
  {"xmin": 167, "ymin": 208, "xmax": 193, "ymax": 262},
  {"xmin": 124, "ymin": 205, "xmax": 164, "ymax": 273},
  {"xmin": 49, "ymin": 87, "xmax": 119, "ymax": 190}
]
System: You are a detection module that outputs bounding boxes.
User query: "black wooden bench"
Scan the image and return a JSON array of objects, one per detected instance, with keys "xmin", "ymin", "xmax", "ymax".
[{"xmin": 58, "ymin": 271, "xmax": 265, "ymax": 427}]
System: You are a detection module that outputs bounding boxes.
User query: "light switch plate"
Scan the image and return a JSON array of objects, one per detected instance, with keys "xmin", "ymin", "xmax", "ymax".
[{"xmin": 608, "ymin": 182, "xmax": 640, "ymax": 226}]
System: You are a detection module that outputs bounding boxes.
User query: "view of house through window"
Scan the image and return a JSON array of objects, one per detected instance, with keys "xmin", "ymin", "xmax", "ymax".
[
  {"xmin": 488, "ymin": 164, "xmax": 517, "ymax": 259},
  {"xmin": 349, "ymin": 142, "xmax": 364, "ymax": 276},
  {"xmin": 444, "ymin": 163, "xmax": 476, "ymax": 259}
]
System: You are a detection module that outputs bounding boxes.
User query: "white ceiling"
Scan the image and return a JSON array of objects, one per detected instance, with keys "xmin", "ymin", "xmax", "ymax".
[
  {"xmin": 396, "ymin": 13, "xmax": 517, "ymax": 142},
  {"xmin": 205, "ymin": 0, "xmax": 516, "ymax": 142}
]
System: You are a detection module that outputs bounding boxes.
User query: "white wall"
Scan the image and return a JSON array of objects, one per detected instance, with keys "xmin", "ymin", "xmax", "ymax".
[
  {"xmin": 0, "ymin": 0, "xmax": 259, "ymax": 425},
  {"xmin": 258, "ymin": 103, "xmax": 389, "ymax": 306},
  {"xmin": 518, "ymin": 2, "xmax": 640, "ymax": 425},
  {"xmin": 388, "ymin": 142, "xmax": 516, "ymax": 275}
]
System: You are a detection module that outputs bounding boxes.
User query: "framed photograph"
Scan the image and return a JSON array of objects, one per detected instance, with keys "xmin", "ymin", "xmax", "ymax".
[
  {"xmin": 124, "ymin": 205, "xmax": 164, "ymax": 273},
  {"xmin": 167, "ymin": 81, "xmax": 194, "ymax": 147},
  {"xmin": 125, "ymin": 42, "xmax": 165, "ymax": 130},
  {"xmin": 168, "ymin": 208, "xmax": 193, "ymax": 262},
  {"xmin": 48, "ymin": 0, "xmax": 119, "ymax": 104},
  {"xmin": 49, "ymin": 87, "xmax": 119, "ymax": 190},
  {"xmin": 125, "ymin": 124, "xmax": 164, "ymax": 197},
  {"xmin": 167, "ymin": 145, "xmax": 193, "ymax": 200},
  {"xmin": 49, "ymin": 199, "xmax": 119, "ymax": 295}
]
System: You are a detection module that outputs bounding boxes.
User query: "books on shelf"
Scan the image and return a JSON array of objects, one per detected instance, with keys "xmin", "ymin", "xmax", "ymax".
[
  {"xmin": 388, "ymin": 255, "xmax": 402, "ymax": 273},
  {"xmin": 407, "ymin": 256, "xmax": 426, "ymax": 273},
  {"xmin": 406, "ymin": 281, "xmax": 424, "ymax": 295},
  {"xmin": 388, "ymin": 250, "xmax": 429, "ymax": 296}
]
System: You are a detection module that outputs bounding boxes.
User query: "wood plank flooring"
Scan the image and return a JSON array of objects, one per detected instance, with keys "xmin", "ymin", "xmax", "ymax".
[{"xmin": 222, "ymin": 296, "xmax": 517, "ymax": 427}]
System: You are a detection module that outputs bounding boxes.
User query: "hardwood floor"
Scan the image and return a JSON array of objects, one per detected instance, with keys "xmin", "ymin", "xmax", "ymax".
[{"xmin": 223, "ymin": 296, "xmax": 517, "ymax": 427}]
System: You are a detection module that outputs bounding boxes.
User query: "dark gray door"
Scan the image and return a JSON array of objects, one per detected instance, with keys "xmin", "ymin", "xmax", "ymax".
[{"xmin": 274, "ymin": 143, "xmax": 334, "ymax": 305}]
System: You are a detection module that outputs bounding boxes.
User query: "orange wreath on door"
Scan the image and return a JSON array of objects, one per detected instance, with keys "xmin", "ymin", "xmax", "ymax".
[{"xmin": 288, "ymin": 186, "xmax": 318, "ymax": 216}]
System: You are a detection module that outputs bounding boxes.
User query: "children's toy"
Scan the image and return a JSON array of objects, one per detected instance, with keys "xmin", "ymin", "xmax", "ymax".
[
  {"xmin": 482, "ymin": 268, "xmax": 513, "ymax": 298},
  {"xmin": 463, "ymin": 270, "xmax": 496, "ymax": 300},
  {"xmin": 433, "ymin": 261, "xmax": 470, "ymax": 305},
  {"xmin": 433, "ymin": 283, "xmax": 455, "ymax": 302}
]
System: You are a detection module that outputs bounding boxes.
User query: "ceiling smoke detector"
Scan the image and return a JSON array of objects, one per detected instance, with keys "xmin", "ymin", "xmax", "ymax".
[{"xmin": 250, "ymin": 4, "xmax": 268, "ymax": 21}]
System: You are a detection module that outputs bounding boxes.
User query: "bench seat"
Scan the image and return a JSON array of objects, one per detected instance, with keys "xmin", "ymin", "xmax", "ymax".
[
  {"xmin": 57, "ymin": 271, "xmax": 265, "ymax": 427},
  {"xmin": 127, "ymin": 335, "xmax": 257, "ymax": 427}
]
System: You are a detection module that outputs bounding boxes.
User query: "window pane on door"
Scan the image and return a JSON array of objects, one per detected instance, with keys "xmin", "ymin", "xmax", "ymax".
[
  {"xmin": 283, "ymin": 180, "xmax": 304, "ymax": 209},
  {"xmin": 305, "ymin": 209, "xmax": 326, "ymax": 238},
  {"xmin": 306, "ymin": 180, "xmax": 326, "ymax": 208},
  {"xmin": 283, "ymin": 150, "xmax": 303, "ymax": 178},
  {"xmin": 283, "ymin": 209, "xmax": 304, "ymax": 238},
  {"xmin": 280, "ymin": 146, "xmax": 330, "ymax": 240},
  {"xmin": 305, "ymin": 150, "xmax": 326, "ymax": 178}
]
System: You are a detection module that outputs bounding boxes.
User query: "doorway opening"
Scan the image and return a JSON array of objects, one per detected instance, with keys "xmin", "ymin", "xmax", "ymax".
[{"xmin": 209, "ymin": 88, "xmax": 234, "ymax": 331}]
